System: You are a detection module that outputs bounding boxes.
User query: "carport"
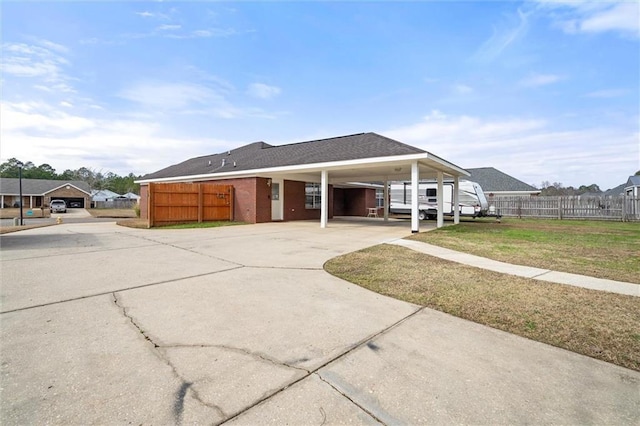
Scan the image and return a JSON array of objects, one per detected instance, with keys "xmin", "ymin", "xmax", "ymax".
[
  {"xmin": 137, "ymin": 132, "xmax": 469, "ymax": 232},
  {"xmin": 250, "ymin": 152, "xmax": 469, "ymax": 232}
]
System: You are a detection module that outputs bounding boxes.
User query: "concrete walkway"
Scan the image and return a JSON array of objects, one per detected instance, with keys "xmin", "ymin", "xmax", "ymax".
[
  {"xmin": 390, "ymin": 239, "xmax": 640, "ymax": 297},
  {"xmin": 1, "ymin": 220, "xmax": 638, "ymax": 425}
]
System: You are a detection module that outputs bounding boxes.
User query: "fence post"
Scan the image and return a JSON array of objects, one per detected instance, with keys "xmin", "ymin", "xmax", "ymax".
[
  {"xmin": 198, "ymin": 183, "xmax": 204, "ymax": 223},
  {"xmin": 557, "ymin": 197, "xmax": 562, "ymax": 220},
  {"xmin": 148, "ymin": 183, "xmax": 155, "ymax": 228},
  {"xmin": 228, "ymin": 186, "xmax": 234, "ymax": 221}
]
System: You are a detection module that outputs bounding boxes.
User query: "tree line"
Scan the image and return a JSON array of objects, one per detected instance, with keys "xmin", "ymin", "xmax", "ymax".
[
  {"xmin": 536, "ymin": 170, "xmax": 639, "ymax": 196},
  {"xmin": 0, "ymin": 158, "xmax": 141, "ymax": 195}
]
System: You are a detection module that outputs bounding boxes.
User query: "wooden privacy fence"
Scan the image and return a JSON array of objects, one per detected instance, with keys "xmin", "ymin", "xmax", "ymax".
[
  {"xmin": 491, "ymin": 196, "xmax": 640, "ymax": 221},
  {"xmin": 148, "ymin": 183, "xmax": 234, "ymax": 227}
]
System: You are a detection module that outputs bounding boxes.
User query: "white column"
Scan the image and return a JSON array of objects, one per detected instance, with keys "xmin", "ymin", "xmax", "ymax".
[
  {"xmin": 453, "ymin": 175, "xmax": 460, "ymax": 224},
  {"xmin": 29, "ymin": 196, "xmax": 34, "ymax": 208},
  {"xmin": 1, "ymin": 195, "xmax": 4, "ymax": 209},
  {"xmin": 411, "ymin": 161, "xmax": 419, "ymax": 233},
  {"xmin": 383, "ymin": 179, "xmax": 389, "ymax": 222},
  {"xmin": 437, "ymin": 171, "xmax": 444, "ymax": 228},
  {"xmin": 320, "ymin": 170, "xmax": 328, "ymax": 228}
]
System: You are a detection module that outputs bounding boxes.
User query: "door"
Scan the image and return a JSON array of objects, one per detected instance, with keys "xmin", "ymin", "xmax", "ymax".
[{"xmin": 271, "ymin": 179, "xmax": 283, "ymax": 221}]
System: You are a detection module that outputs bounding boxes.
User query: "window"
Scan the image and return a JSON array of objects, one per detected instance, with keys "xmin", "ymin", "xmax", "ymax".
[
  {"xmin": 305, "ymin": 183, "xmax": 321, "ymax": 209},
  {"xmin": 375, "ymin": 189, "xmax": 385, "ymax": 208}
]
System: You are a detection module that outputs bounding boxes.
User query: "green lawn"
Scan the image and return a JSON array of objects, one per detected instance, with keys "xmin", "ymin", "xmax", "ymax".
[{"xmin": 325, "ymin": 218, "xmax": 640, "ymax": 371}]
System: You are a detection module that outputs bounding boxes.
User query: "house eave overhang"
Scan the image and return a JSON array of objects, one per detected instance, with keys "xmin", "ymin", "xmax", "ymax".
[{"xmin": 136, "ymin": 152, "xmax": 470, "ymax": 185}]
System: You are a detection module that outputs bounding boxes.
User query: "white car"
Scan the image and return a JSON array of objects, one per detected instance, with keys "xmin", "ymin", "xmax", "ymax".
[{"xmin": 50, "ymin": 200, "xmax": 67, "ymax": 213}]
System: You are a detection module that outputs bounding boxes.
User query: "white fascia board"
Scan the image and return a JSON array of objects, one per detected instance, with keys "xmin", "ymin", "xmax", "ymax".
[{"xmin": 136, "ymin": 152, "xmax": 468, "ymax": 184}]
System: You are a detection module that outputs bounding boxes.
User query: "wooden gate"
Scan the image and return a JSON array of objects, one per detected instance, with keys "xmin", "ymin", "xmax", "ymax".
[{"xmin": 148, "ymin": 183, "xmax": 234, "ymax": 227}]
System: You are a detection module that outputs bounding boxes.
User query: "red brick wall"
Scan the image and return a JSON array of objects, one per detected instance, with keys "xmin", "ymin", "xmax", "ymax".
[
  {"xmin": 141, "ymin": 177, "xmax": 344, "ymax": 224},
  {"xmin": 140, "ymin": 185, "xmax": 148, "ymax": 219},
  {"xmin": 333, "ymin": 188, "xmax": 376, "ymax": 216},
  {"xmin": 282, "ymin": 180, "xmax": 335, "ymax": 221},
  {"xmin": 333, "ymin": 188, "xmax": 346, "ymax": 216}
]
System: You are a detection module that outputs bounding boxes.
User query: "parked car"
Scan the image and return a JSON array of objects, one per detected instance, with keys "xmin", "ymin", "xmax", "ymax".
[
  {"xmin": 50, "ymin": 200, "xmax": 67, "ymax": 213},
  {"xmin": 69, "ymin": 201, "xmax": 81, "ymax": 208}
]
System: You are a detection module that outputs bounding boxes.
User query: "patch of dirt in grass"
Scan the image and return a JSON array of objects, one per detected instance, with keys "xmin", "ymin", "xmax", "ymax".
[
  {"xmin": 116, "ymin": 219, "xmax": 149, "ymax": 229},
  {"xmin": 325, "ymin": 244, "xmax": 640, "ymax": 371},
  {"xmin": 89, "ymin": 209, "xmax": 137, "ymax": 218}
]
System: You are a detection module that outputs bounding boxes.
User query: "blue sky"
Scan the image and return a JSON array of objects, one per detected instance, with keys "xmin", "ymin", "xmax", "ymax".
[{"xmin": 2, "ymin": 1, "xmax": 638, "ymax": 190}]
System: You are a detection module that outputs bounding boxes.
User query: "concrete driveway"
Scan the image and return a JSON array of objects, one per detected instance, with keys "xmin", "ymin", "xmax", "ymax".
[{"xmin": 1, "ymin": 219, "xmax": 638, "ymax": 425}]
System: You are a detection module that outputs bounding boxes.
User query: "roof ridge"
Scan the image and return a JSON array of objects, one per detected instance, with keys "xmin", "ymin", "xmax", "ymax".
[{"xmin": 265, "ymin": 133, "xmax": 367, "ymax": 149}]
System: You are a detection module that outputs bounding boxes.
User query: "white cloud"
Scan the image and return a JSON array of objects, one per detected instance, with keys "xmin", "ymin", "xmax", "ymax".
[
  {"xmin": 1, "ymin": 102, "xmax": 94, "ymax": 134},
  {"xmin": 473, "ymin": 7, "xmax": 531, "ymax": 62},
  {"xmin": 118, "ymin": 82, "xmax": 224, "ymax": 110},
  {"xmin": 381, "ymin": 110, "xmax": 637, "ymax": 189},
  {"xmin": 520, "ymin": 73, "xmax": 563, "ymax": 87},
  {"xmin": 1, "ymin": 41, "xmax": 74, "ymax": 94},
  {"xmin": 584, "ymin": 89, "xmax": 629, "ymax": 98},
  {"xmin": 452, "ymin": 84, "xmax": 473, "ymax": 95},
  {"xmin": 580, "ymin": 2, "xmax": 640, "ymax": 36},
  {"xmin": 157, "ymin": 24, "xmax": 181, "ymax": 31},
  {"xmin": 536, "ymin": 1, "xmax": 640, "ymax": 38},
  {"xmin": 247, "ymin": 83, "xmax": 281, "ymax": 99},
  {"xmin": 0, "ymin": 100, "xmax": 232, "ymax": 176}
]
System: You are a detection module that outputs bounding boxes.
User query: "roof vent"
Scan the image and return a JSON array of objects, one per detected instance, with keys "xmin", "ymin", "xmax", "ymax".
[
  {"xmin": 233, "ymin": 161, "xmax": 237, "ymax": 167},
  {"xmin": 228, "ymin": 150, "xmax": 231, "ymax": 155},
  {"xmin": 221, "ymin": 158, "xmax": 226, "ymax": 167},
  {"xmin": 208, "ymin": 160, "xmax": 212, "ymax": 166}
]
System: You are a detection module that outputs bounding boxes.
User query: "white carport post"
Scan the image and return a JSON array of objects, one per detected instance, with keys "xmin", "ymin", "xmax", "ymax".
[
  {"xmin": 437, "ymin": 171, "xmax": 444, "ymax": 228},
  {"xmin": 411, "ymin": 161, "xmax": 419, "ymax": 233},
  {"xmin": 453, "ymin": 175, "xmax": 460, "ymax": 224},
  {"xmin": 320, "ymin": 169, "xmax": 328, "ymax": 228},
  {"xmin": 383, "ymin": 179, "xmax": 389, "ymax": 222}
]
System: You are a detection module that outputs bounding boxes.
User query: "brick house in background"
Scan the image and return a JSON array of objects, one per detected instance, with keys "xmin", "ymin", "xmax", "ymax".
[
  {"xmin": 0, "ymin": 178, "xmax": 91, "ymax": 209},
  {"xmin": 137, "ymin": 132, "xmax": 470, "ymax": 231}
]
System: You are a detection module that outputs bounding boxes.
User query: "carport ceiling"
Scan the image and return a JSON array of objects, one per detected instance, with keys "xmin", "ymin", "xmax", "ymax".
[{"xmin": 260, "ymin": 155, "xmax": 469, "ymax": 184}]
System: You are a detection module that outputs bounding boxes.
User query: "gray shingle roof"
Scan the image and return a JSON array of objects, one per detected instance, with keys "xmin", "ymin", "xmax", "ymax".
[
  {"xmin": 465, "ymin": 167, "xmax": 538, "ymax": 193},
  {"xmin": 603, "ymin": 183, "xmax": 626, "ymax": 197},
  {"xmin": 142, "ymin": 132, "xmax": 426, "ymax": 180},
  {"xmin": 627, "ymin": 175, "xmax": 640, "ymax": 186},
  {"xmin": 0, "ymin": 178, "xmax": 91, "ymax": 195}
]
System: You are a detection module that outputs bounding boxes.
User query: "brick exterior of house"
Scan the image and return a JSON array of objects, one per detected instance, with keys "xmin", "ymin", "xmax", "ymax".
[{"xmin": 140, "ymin": 178, "xmax": 373, "ymax": 224}]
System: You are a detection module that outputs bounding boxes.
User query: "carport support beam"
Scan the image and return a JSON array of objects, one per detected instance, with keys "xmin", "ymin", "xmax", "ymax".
[
  {"xmin": 383, "ymin": 179, "xmax": 389, "ymax": 222},
  {"xmin": 320, "ymin": 170, "xmax": 328, "ymax": 228},
  {"xmin": 411, "ymin": 161, "xmax": 419, "ymax": 233},
  {"xmin": 437, "ymin": 171, "xmax": 444, "ymax": 228},
  {"xmin": 453, "ymin": 175, "xmax": 460, "ymax": 224}
]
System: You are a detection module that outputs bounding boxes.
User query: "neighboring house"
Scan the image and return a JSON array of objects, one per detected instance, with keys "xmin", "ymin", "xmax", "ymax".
[
  {"xmin": 602, "ymin": 183, "xmax": 627, "ymax": 197},
  {"xmin": 91, "ymin": 189, "xmax": 121, "ymax": 202},
  {"xmin": 0, "ymin": 178, "xmax": 91, "ymax": 208},
  {"xmin": 120, "ymin": 192, "xmax": 141, "ymax": 201},
  {"xmin": 465, "ymin": 167, "xmax": 540, "ymax": 197},
  {"xmin": 137, "ymin": 132, "xmax": 470, "ymax": 229},
  {"xmin": 624, "ymin": 175, "xmax": 640, "ymax": 197}
]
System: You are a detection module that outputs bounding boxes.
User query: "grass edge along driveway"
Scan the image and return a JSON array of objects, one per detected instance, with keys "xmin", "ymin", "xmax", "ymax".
[{"xmin": 324, "ymin": 219, "xmax": 640, "ymax": 372}]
